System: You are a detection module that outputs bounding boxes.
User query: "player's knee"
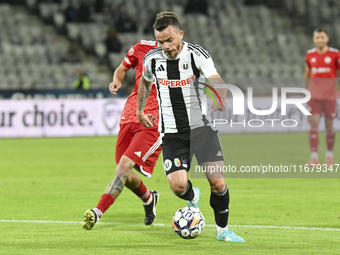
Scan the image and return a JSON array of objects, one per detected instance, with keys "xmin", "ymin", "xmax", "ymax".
[
  {"xmin": 209, "ymin": 180, "xmax": 226, "ymax": 193},
  {"xmin": 308, "ymin": 116, "xmax": 319, "ymax": 128},
  {"xmin": 170, "ymin": 182, "xmax": 187, "ymax": 195},
  {"xmin": 116, "ymin": 156, "xmax": 135, "ymax": 174}
]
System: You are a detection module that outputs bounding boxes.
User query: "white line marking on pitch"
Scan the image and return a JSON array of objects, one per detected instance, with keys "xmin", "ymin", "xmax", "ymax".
[{"xmin": 0, "ymin": 220, "xmax": 339, "ymax": 231}]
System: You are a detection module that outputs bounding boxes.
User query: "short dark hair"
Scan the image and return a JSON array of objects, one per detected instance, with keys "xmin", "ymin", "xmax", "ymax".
[
  {"xmin": 313, "ymin": 28, "xmax": 328, "ymax": 35},
  {"xmin": 153, "ymin": 11, "xmax": 180, "ymax": 32}
]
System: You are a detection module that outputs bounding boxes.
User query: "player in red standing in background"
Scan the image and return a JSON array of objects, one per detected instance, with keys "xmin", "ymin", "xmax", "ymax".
[
  {"xmin": 304, "ymin": 28, "xmax": 340, "ymax": 166},
  {"xmin": 83, "ymin": 40, "xmax": 160, "ymax": 230}
]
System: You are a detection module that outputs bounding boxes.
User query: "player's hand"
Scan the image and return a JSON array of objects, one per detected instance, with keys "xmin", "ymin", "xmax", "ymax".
[
  {"xmin": 137, "ymin": 111, "xmax": 154, "ymax": 128},
  {"xmin": 211, "ymin": 99, "xmax": 226, "ymax": 111},
  {"xmin": 146, "ymin": 114, "xmax": 156, "ymax": 126},
  {"xmin": 109, "ymin": 81, "xmax": 121, "ymax": 95}
]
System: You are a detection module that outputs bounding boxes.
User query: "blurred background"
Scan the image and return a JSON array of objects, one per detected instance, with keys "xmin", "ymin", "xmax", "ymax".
[{"xmin": 1, "ymin": 0, "xmax": 340, "ymax": 98}]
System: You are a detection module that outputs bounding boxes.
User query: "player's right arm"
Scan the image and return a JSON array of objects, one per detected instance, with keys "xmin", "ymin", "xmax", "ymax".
[
  {"xmin": 137, "ymin": 55, "xmax": 156, "ymax": 127},
  {"xmin": 137, "ymin": 76, "xmax": 155, "ymax": 127},
  {"xmin": 304, "ymin": 65, "xmax": 311, "ymax": 90},
  {"xmin": 109, "ymin": 43, "xmax": 139, "ymax": 95},
  {"xmin": 109, "ymin": 63, "xmax": 130, "ymax": 95}
]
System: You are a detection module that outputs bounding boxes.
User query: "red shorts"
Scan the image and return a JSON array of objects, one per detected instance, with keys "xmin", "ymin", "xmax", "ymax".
[
  {"xmin": 115, "ymin": 122, "xmax": 161, "ymax": 177},
  {"xmin": 307, "ymin": 99, "xmax": 337, "ymax": 119}
]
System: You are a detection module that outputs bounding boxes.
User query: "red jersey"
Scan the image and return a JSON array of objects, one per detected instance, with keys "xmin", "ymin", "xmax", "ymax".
[
  {"xmin": 305, "ymin": 47, "xmax": 340, "ymax": 100},
  {"xmin": 120, "ymin": 40, "xmax": 158, "ymax": 125}
]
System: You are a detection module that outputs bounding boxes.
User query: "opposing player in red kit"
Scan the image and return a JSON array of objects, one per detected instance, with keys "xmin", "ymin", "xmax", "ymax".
[
  {"xmin": 304, "ymin": 28, "xmax": 340, "ymax": 166},
  {"xmin": 83, "ymin": 40, "xmax": 161, "ymax": 230}
]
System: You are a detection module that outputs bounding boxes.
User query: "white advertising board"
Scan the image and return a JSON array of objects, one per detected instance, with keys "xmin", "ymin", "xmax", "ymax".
[
  {"xmin": 0, "ymin": 99, "xmax": 126, "ymax": 138},
  {"xmin": 0, "ymin": 98, "xmax": 339, "ymax": 138}
]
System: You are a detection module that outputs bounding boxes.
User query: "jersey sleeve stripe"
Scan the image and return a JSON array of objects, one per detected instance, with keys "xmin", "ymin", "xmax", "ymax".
[
  {"xmin": 306, "ymin": 48, "xmax": 317, "ymax": 53},
  {"xmin": 329, "ymin": 47, "xmax": 339, "ymax": 52},
  {"xmin": 188, "ymin": 43, "xmax": 210, "ymax": 59},
  {"xmin": 140, "ymin": 40, "xmax": 157, "ymax": 46},
  {"xmin": 144, "ymin": 47, "xmax": 162, "ymax": 60}
]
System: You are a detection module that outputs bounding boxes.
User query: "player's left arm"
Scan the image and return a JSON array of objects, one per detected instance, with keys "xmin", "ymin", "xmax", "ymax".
[
  {"xmin": 207, "ymin": 74, "xmax": 227, "ymax": 111},
  {"xmin": 195, "ymin": 51, "xmax": 227, "ymax": 111}
]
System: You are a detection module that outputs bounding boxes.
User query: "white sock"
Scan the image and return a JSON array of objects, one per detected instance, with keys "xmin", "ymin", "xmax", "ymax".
[
  {"xmin": 190, "ymin": 188, "xmax": 198, "ymax": 204},
  {"xmin": 311, "ymin": 152, "xmax": 318, "ymax": 159},
  {"xmin": 217, "ymin": 225, "xmax": 228, "ymax": 235},
  {"xmin": 326, "ymin": 151, "xmax": 333, "ymax": 157},
  {"xmin": 143, "ymin": 194, "xmax": 153, "ymax": 206},
  {"xmin": 93, "ymin": 208, "xmax": 103, "ymax": 220}
]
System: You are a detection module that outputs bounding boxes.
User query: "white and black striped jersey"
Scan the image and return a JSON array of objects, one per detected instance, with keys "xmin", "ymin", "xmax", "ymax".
[{"xmin": 142, "ymin": 41, "xmax": 218, "ymax": 133}]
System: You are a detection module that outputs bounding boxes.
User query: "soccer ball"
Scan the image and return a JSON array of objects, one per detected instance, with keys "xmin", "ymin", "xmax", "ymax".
[{"xmin": 172, "ymin": 206, "xmax": 205, "ymax": 239}]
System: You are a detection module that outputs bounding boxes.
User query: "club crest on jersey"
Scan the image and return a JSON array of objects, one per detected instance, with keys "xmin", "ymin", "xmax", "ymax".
[
  {"xmin": 174, "ymin": 158, "xmax": 181, "ymax": 167},
  {"xmin": 324, "ymin": 56, "xmax": 332, "ymax": 64},
  {"xmin": 182, "ymin": 63, "xmax": 189, "ymax": 70}
]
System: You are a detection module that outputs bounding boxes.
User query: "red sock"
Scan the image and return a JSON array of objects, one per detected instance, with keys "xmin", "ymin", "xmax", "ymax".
[
  {"xmin": 96, "ymin": 193, "xmax": 115, "ymax": 216},
  {"xmin": 326, "ymin": 131, "xmax": 335, "ymax": 151},
  {"xmin": 309, "ymin": 128, "xmax": 319, "ymax": 152},
  {"xmin": 132, "ymin": 181, "xmax": 151, "ymax": 202}
]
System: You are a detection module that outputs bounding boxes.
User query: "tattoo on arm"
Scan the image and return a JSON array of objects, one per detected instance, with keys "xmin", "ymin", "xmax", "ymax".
[
  {"xmin": 105, "ymin": 163, "xmax": 133, "ymax": 198},
  {"xmin": 137, "ymin": 77, "xmax": 152, "ymax": 112}
]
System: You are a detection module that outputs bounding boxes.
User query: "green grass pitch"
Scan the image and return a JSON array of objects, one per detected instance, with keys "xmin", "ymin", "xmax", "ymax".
[{"xmin": 0, "ymin": 132, "xmax": 339, "ymax": 255}]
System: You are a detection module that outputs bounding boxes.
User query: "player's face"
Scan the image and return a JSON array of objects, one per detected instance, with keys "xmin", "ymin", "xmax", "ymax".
[
  {"xmin": 155, "ymin": 25, "xmax": 184, "ymax": 59},
  {"xmin": 313, "ymin": 32, "xmax": 329, "ymax": 48}
]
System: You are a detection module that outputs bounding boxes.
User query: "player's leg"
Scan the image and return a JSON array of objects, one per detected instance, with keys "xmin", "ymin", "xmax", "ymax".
[
  {"xmin": 203, "ymin": 161, "xmax": 244, "ymax": 242},
  {"xmin": 124, "ymin": 170, "xmax": 159, "ymax": 225},
  {"xmin": 307, "ymin": 113, "xmax": 321, "ymax": 164},
  {"xmin": 325, "ymin": 117, "xmax": 335, "ymax": 166},
  {"xmin": 307, "ymin": 99, "xmax": 322, "ymax": 164},
  {"xmin": 324, "ymin": 100, "xmax": 337, "ymax": 166},
  {"xmin": 193, "ymin": 126, "xmax": 244, "ymax": 242},
  {"xmin": 166, "ymin": 170, "xmax": 200, "ymax": 207},
  {"xmin": 97, "ymin": 155, "xmax": 159, "ymax": 226},
  {"xmin": 123, "ymin": 124, "xmax": 161, "ymax": 224},
  {"xmin": 162, "ymin": 132, "xmax": 200, "ymax": 207},
  {"xmin": 83, "ymin": 155, "xmax": 136, "ymax": 230},
  {"xmin": 83, "ymin": 124, "xmax": 159, "ymax": 229}
]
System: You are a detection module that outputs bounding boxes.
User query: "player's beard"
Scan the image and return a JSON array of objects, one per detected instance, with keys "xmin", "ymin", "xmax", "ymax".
[{"xmin": 166, "ymin": 44, "xmax": 181, "ymax": 59}]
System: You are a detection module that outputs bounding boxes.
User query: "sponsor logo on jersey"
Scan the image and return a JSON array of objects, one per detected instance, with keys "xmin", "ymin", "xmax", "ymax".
[
  {"xmin": 311, "ymin": 58, "xmax": 316, "ymax": 63},
  {"xmin": 164, "ymin": 159, "xmax": 172, "ymax": 171},
  {"xmin": 157, "ymin": 64, "xmax": 165, "ymax": 71},
  {"xmin": 158, "ymin": 75, "xmax": 195, "ymax": 87},
  {"xmin": 324, "ymin": 56, "xmax": 332, "ymax": 64},
  {"xmin": 311, "ymin": 67, "xmax": 331, "ymax": 73},
  {"xmin": 174, "ymin": 158, "xmax": 181, "ymax": 167},
  {"xmin": 134, "ymin": 151, "xmax": 141, "ymax": 157}
]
